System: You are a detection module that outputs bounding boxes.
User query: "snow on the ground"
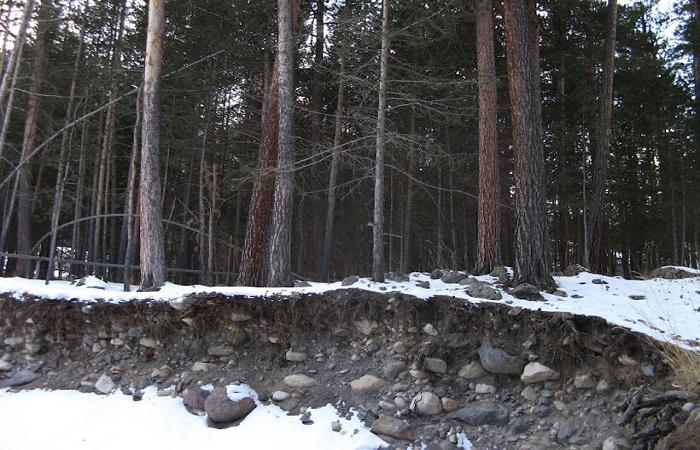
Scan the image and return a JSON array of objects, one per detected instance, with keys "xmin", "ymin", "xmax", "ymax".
[
  {"xmin": 0, "ymin": 269, "xmax": 698, "ymax": 348},
  {"xmin": 0, "ymin": 386, "xmax": 389, "ymax": 450}
]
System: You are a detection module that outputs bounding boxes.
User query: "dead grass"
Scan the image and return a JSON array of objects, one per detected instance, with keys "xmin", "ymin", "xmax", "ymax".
[{"xmin": 657, "ymin": 342, "xmax": 700, "ymax": 395}]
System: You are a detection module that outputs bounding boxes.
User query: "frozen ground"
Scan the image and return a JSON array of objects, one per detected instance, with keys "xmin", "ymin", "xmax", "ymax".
[
  {"xmin": 0, "ymin": 269, "xmax": 698, "ymax": 348},
  {"xmin": 0, "ymin": 386, "xmax": 392, "ymax": 450}
]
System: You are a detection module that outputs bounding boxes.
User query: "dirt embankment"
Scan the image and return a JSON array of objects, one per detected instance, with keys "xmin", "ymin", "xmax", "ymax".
[{"xmin": 0, "ymin": 290, "xmax": 695, "ymax": 449}]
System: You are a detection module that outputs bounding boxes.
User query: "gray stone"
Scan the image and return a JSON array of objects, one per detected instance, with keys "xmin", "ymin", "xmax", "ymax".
[
  {"xmin": 423, "ymin": 323, "xmax": 439, "ymax": 336},
  {"xmin": 208, "ymin": 345, "xmax": 235, "ymax": 357},
  {"xmin": 510, "ymin": 283, "xmax": 543, "ymax": 300},
  {"xmin": 283, "ymin": 374, "xmax": 318, "ymax": 388},
  {"xmin": 651, "ymin": 266, "xmax": 699, "ymax": 279},
  {"xmin": 285, "ymin": 351, "xmax": 308, "ymax": 362},
  {"xmin": 474, "ymin": 383, "xmax": 497, "ymax": 394},
  {"xmin": 441, "ymin": 271, "xmax": 468, "ymax": 284},
  {"xmin": 564, "ymin": 264, "xmax": 588, "ymax": 276},
  {"xmin": 272, "ymin": 391, "xmax": 290, "ymax": 402},
  {"xmin": 350, "ymin": 375, "xmax": 387, "ymax": 394},
  {"xmin": 489, "ymin": 266, "xmax": 509, "ymax": 279},
  {"xmin": 424, "ymin": 357, "xmax": 447, "ymax": 374},
  {"xmin": 0, "ymin": 360, "xmax": 13, "ymax": 371},
  {"xmin": 138, "ymin": 337, "xmax": 158, "ymax": 348},
  {"xmin": 521, "ymin": 362, "xmax": 560, "ymax": 383},
  {"xmin": 556, "ymin": 424, "xmax": 577, "ymax": 445},
  {"xmin": 392, "ymin": 341, "xmax": 409, "ymax": 354},
  {"xmin": 192, "ymin": 361, "xmax": 215, "ymax": 372},
  {"xmin": 168, "ymin": 296, "xmax": 194, "ymax": 311},
  {"xmin": 552, "ymin": 290, "xmax": 568, "ymax": 297},
  {"xmin": 383, "ymin": 360, "xmax": 407, "ymax": 379},
  {"xmin": 183, "ymin": 386, "xmax": 211, "ymax": 412},
  {"xmin": 410, "ymin": 392, "xmax": 443, "ymax": 416},
  {"xmin": 521, "ymin": 385, "xmax": 538, "ymax": 401},
  {"xmin": 573, "ymin": 372, "xmax": 596, "ymax": 389},
  {"xmin": 466, "ymin": 284, "xmax": 502, "ymax": 300},
  {"xmin": 204, "ymin": 387, "xmax": 256, "ymax": 424},
  {"xmin": 448, "ymin": 405, "xmax": 509, "ymax": 425},
  {"xmin": 629, "ymin": 295, "xmax": 645, "ymax": 301},
  {"xmin": 592, "ymin": 278, "xmax": 608, "ymax": 285},
  {"xmin": 510, "ymin": 417, "xmax": 530, "ymax": 434},
  {"xmin": 3, "ymin": 370, "xmax": 41, "ymax": 387},
  {"xmin": 95, "ymin": 373, "xmax": 116, "ymax": 394},
  {"xmin": 341, "ymin": 275, "xmax": 359, "ymax": 286},
  {"xmin": 602, "ymin": 437, "xmax": 632, "ymax": 450},
  {"xmin": 458, "ymin": 361, "xmax": 486, "ymax": 379},
  {"xmin": 331, "ymin": 421, "xmax": 342, "ymax": 432},
  {"xmin": 416, "ymin": 280, "xmax": 430, "ymax": 289},
  {"xmin": 293, "ymin": 280, "xmax": 311, "ymax": 287},
  {"xmin": 478, "ymin": 341, "xmax": 525, "ymax": 375},
  {"xmin": 353, "ymin": 320, "xmax": 378, "ymax": 336},
  {"xmin": 370, "ymin": 415, "xmax": 416, "ymax": 441},
  {"xmin": 230, "ymin": 312, "xmax": 251, "ymax": 322},
  {"xmin": 300, "ymin": 411, "xmax": 313, "ymax": 425},
  {"xmin": 441, "ymin": 397, "xmax": 459, "ymax": 412},
  {"xmin": 596, "ymin": 379, "xmax": 611, "ymax": 392},
  {"xmin": 430, "ymin": 269, "xmax": 444, "ymax": 279},
  {"xmin": 459, "ymin": 276, "xmax": 487, "ymax": 286}
]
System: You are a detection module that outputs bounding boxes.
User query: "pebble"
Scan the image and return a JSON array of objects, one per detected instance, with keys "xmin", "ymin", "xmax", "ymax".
[
  {"xmin": 424, "ymin": 357, "xmax": 447, "ymax": 374},
  {"xmin": 423, "ymin": 323, "xmax": 438, "ymax": 336},
  {"xmin": 272, "ymin": 391, "xmax": 290, "ymax": 402}
]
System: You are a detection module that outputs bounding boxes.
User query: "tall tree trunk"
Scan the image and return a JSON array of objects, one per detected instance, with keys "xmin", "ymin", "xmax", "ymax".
[
  {"xmin": 71, "ymin": 97, "xmax": 89, "ymax": 276},
  {"xmin": 139, "ymin": 0, "xmax": 166, "ymax": 290},
  {"xmin": 587, "ymin": 0, "xmax": 618, "ymax": 274},
  {"xmin": 400, "ymin": 106, "xmax": 415, "ymax": 274},
  {"xmin": 372, "ymin": 0, "xmax": 390, "ymax": 282},
  {"xmin": 46, "ymin": 20, "xmax": 85, "ymax": 283},
  {"xmin": 503, "ymin": 0, "xmax": 554, "ymax": 289},
  {"xmin": 474, "ymin": 0, "xmax": 500, "ymax": 275},
  {"xmin": 123, "ymin": 87, "xmax": 141, "ymax": 291},
  {"xmin": 321, "ymin": 56, "xmax": 345, "ymax": 281},
  {"xmin": 15, "ymin": 0, "xmax": 51, "ymax": 278},
  {"xmin": 267, "ymin": 0, "xmax": 296, "ymax": 287},
  {"xmin": 0, "ymin": 0, "xmax": 33, "ymax": 163},
  {"xmin": 310, "ymin": 0, "xmax": 325, "ymax": 280}
]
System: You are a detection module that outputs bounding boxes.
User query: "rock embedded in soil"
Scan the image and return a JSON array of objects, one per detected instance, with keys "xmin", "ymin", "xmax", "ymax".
[
  {"xmin": 272, "ymin": 391, "xmax": 290, "ymax": 402},
  {"xmin": 475, "ymin": 383, "xmax": 497, "ymax": 394},
  {"xmin": 458, "ymin": 361, "xmax": 486, "ymax": 379},
  {"xmin": 0, "ymin": 359, "xmax": 12, "ymax": 371},
  {"xmin": 424, "ymin": 357, "xmax": 447, "ymax": 374},
  {"xmin": 370, "ymin": 415, "xmax": 416, "ymax": 441},
  {"xmin": 192, "ymin": 361, "xmax": 215, "ymax": 372},
  {"xmin": 353, "ymin": 320, "xmax": 377, "ymax": 336},
  {"xmin": 520, "ymin": 362, "xmax": 560, "ymax": 383},
  {"xmin": 478, "ymin": 341, "xmax": 525, "ymax": 375},
  {"xmin": 410, "ymin": 391, "xmax": 443, "ymax": 416},
  {"xmin": 208, "ymin": 345, "xmax": 235, "ymax": 357},
  {"xmin": 441, "ymin": 397, "xmax": 459, "ymax": 412},
  {"xmin": 2, "ymin": 370, "xmax": 40, "ymax": 387},
  {"xmin": 448, "ymin": 405, "xmax": 510, "ymax": 426},
  {"xmin": 350, "ymin": 374, "xmax": 387, "ymax": 394},
  {"xmin": 283, "ymin": 374, "xmax": 318, "ymax": 388},
  {"xmin": 285, "ymin": 351, "xmax": 308, "ymax": 362},
  {"xmin": 138, "ymin": 337, "xmax": 158, "ymax": 349},
  {"xmin": 423, "ymin": 323, "xmax": 438, "ymax": 336},
  {"xmin": 383, "ymin": 360, "xmax": 406, "ymax": 379},
  {"xmin": 602, "ymin": 436, "xmax": 632, "ymax": 450},
  {"xmin": 573, "ymin": 371, "xmax": 596, "ymax": 389},
  {"xmin": 204, "ymin": 387, "xmax": 256, "ymax": 424},
  {"xmin": 95, "ymin": 373, "xmax": 116, "ymax": 394}
]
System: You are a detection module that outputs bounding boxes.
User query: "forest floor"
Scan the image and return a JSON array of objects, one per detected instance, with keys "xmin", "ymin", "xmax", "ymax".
[{"xmin": 0, "ymin": 267, "xmax": 698, "ymax": 449}]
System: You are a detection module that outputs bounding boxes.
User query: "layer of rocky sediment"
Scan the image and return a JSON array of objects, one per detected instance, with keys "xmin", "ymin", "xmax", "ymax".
[{"xmin": 0, "ymin": 289, "xmax": 697, "ymax": 449}]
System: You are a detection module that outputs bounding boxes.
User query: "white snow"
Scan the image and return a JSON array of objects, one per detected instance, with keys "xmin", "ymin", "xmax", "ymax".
[
  {"xmin": 0, "ymin": 269, "xmax": 698, "ymax": 349},
  {"xmin": 0, "ymin": 386, "xmax": 387, "ymax": 450}
]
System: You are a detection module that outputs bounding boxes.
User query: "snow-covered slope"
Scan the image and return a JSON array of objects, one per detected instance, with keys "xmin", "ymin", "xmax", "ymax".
[{"xmin": 0, "ymin": 270, "xmax": 698, "ymax": 348}]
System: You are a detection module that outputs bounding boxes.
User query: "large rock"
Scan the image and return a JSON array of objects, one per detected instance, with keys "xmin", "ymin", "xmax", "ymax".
[
  {"xmin": 466, "ymin": 284, "xmax": 502, "ymax": 300},
  {"xmin": 651, "ymin": 266, "xmax": 699, "ymax": 279},
  {"xmin": 350, "ymin": 375, "xmax": 387, "ymax": 394},
  {"xmin": 448, "ymin": 405, "xmax": 510, "ymax": 426},
  {"xmin": 383, "ymin": 360, "xmax": 407, "ymax": 380},
  {"xmin": 283, "ymin": 374, "xmax": 318, "ymax": 388},
  {"xmin": 183, "ymin": 386, "xmax": 211, "ymax": 412},
  {"xmin": 285, "ymin": 351, "xmax": 308, "ymax": 362},
  {"xmin": 204, "ymin": 387, "xmax": 256, "ymax": 424},
  {"xmin": 95, "ymin": 373, "xmax": 116, "ymax": 394},
  {"xmin": 192, "ymin": 361, "xmax": 215, "ymax": 372},
  {"xmin": 410, "ymin": 392, "xmax": 443, "ymax": 416},
  {"xmin": 510, "ymin": 283, "xmax": 543, "ymax": 301},
  {"xmin": 424, "ymin": 357, "xmax": 447, "ymax": 374},
  {"xmin": 370, "ymin": 415, "xmax": 416, "ymax": 441},
  {"xmin": 441, "ymin": 271, "xmax": 469, "ymax": 284},
  {"xmin": 386, "ymin": 272, "xmax": 409, "ymax": 282},
  {"xmin": 458, "ymin": 361, "xmax": 486, "ymax": 379},
  {"xmin": 341, "ymin": 275, "xmax": 359, "ymax": 286},
  {"xmin": 0, "ymin": 359, "xmax": 12, "ymax": 371},
  {"xmin": 2, "ymin": 370, "xmax": 40, "ymax": 387},
  {"xmin": 478, "ymin": 341, "xmax": 525, "ymax": 375},
  {"xmin": 520, "ymin": 362, "xmax": 560, "ymax": 383}
]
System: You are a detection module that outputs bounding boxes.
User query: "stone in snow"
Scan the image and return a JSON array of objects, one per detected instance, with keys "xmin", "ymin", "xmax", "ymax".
[
  {"xmin": 520, "ymin": 362, "xmax": 560, "ymax": 383},
  {"xmin": 95, "ymin": 373, "xmax": 116, "ymax": 394},
  {"xmin": 350, "ymin": 375, "xmax": 387, "ymax": 394},
  {"xmin": 283, "ymin": 374, "xmax": 318, "ymax": 388},
  {"xmin": 466, "ymin": 284, "xmax": 502, "ymax": 300},
  {"xmin": 410, "ymin": 391, "xmax": 442, "ymax": 416},
  {"xmin": 3, "ymin": 370, "xmax": 41, "ymax": 387},
  {"xmin": 651, "ymin": 266, "xmax": 699, "ymax": 279},
  {"xmin": 510, "ymin": 283, "xmax": 543, "ymax": 300},
  {"xmin": 204, "ymin": 387, "xmax": 256, "ymax": 424},
  {"xmin": 183, "ymin": 386, "xmax": 210, "ymax": 412},
  {"xmin": 441, "ymin": 271, "xmax": 468, "ymax": 284},
  {"xmin": 341, "ymin": 275, "xmax": 359, "ymax": 286},
  {"xmin": 478, "ymin": 341, "xmax": 525, "ymax": 375}
]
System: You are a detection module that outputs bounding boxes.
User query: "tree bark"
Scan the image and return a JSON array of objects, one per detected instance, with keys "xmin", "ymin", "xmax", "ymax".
[
  {"xmin": 503, "ymin": 0, "xmax": 554, "ymax": 289},
  {"xmin": 474, "ymin": 0, "xmax": 500, "ymax": 275},
  {"xmin": 587, "ymin": 0, "xmax": 618, "ymax": 274},
  {"xmin": 123, "ymin": 87, "xmax": 142, "ymax": 291},
  {"xmin": 267, "ymin": 0, "xmax": 296, "ymax": 287},
  {"xmin": 310, "ymin": 0, "xmax": 325, "ymax": 280},
  {"xmin": 400, "ymin": 106, "xmax": 415, "ymax": 274},
  {"xmin": 139, "ymin": 0, "xmax": 167, "ymax": 290},
  {"xmin": 372, "ymin": 0, "xmax": 390, "ymax": 282},
  {"xmin": 15, "ymin": 0, "xmax": 51, "ymax": 278}
]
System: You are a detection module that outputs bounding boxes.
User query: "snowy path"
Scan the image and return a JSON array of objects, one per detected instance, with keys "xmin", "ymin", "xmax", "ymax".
[
  {"xmin": 0, "ymin": 387, "xmax": 387, "ymax": 450},
  {"xmin": 0, "ymin": 270, "xmax": 698, "ymax": 348}
]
